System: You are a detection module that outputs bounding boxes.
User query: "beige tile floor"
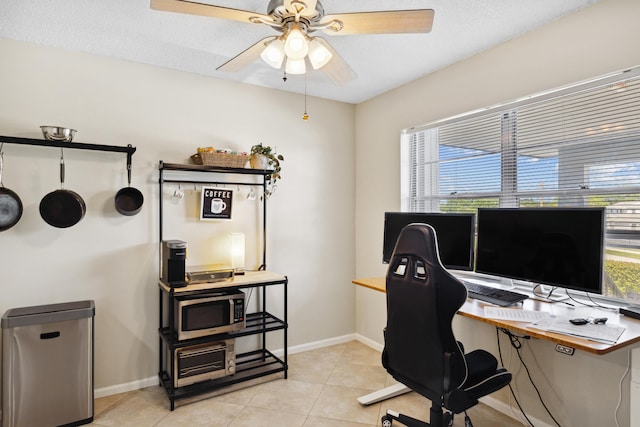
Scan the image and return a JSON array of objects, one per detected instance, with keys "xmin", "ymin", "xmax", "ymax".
[{"xmin": 91, "ymin": 341, "xmax": 523, "ymax": 426}]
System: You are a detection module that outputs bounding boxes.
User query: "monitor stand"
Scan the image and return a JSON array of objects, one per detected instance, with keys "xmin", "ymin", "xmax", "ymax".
[
  {"xmin": 530, "ymin": 284, "xmax": 569, "ymax": 302},
  {"xmin": 452, "ymin": 273, "xmax": 514, "ymax": 290}
]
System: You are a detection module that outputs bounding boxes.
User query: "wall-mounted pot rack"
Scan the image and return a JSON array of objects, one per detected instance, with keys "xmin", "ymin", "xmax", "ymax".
[
  {"xmin": 0, "ymin": 135, "xmax": 137, "ymax": 170},
  {"xmin": 0, "ymin": 135, "xmax": 136, "ymax": 155}
]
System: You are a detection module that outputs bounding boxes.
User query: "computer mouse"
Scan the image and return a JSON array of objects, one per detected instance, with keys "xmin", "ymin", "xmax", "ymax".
[{"xmin": 570, "ymin": 318, "xmax": 589, "ymax": 325}]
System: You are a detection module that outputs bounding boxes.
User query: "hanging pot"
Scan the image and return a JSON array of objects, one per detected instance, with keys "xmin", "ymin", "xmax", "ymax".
[
  {"xmin": 0, "ymin": 154, "xmax": 23, "ymax": 231},
  {"xmin": 39, "ymin": 155, "xmax": 86, "ymax": 228},
  {"xmin": 115, "ymin": 153, "xmax": 143, "ymax": 216}
]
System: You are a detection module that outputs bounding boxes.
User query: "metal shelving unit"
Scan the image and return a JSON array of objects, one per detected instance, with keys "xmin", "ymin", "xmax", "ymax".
[{"xmin": 157, "ymin": 161, "xmax": 287, "ymax": 410}]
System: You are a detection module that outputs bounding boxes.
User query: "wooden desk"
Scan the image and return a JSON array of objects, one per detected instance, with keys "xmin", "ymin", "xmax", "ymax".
[
  {"xmin": 354, "ymin": 276, "xmax": 640, "ymax": 405},
  {"xmin": 353, "ymin": 276, "xmax": 640, "ymax": 355}
]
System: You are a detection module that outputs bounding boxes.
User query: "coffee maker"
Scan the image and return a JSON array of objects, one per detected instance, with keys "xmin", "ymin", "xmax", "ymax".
[{"xmin": 162, "ymin": 240, "xmax": 187, "ymax": 288}]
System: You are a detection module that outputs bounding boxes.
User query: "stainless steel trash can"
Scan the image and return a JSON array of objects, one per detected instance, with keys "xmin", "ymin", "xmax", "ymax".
[{"xmin": 2, "ymin": 300, "xmax": 95, "ymax": 427}]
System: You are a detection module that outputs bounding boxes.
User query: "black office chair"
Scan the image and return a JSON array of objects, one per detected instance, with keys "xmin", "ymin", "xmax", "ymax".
[{"xmin": 381, "ymin": 223, "xmax": 512, "ymax": 427}]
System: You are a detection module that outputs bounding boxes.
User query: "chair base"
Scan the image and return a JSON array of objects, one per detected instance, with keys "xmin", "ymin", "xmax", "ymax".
[
  {"xmin": 381, "ymin": 402, "xmax": 454, "ymax": 427},
  {"xmin": 381, "ymin": 405, "xmax": 475, "ymax": 427}
]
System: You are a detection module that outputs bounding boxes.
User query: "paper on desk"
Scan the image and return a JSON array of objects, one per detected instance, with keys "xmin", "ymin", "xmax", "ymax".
[
  {"xmin": 527, "ymin": 315, "xmax": 625, "ymax": 345},
  {"xmin": 484, "ymin": 307, "xmax": 550, "ymax": 322}
]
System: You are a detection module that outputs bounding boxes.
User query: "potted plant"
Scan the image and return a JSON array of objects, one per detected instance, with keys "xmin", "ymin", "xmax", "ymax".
[{"xmin": 250, "ymin": 143, "xmax": 284, "ymax": 197}]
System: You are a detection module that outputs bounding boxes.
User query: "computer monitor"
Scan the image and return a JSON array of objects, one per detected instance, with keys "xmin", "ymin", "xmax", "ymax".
[
  {"xmin": 383, "ymin": 212, "xmax": 475, "ymax": 270},
  {"xmin": 475, "ymin": 207, "xmax": 605, "ymax": 294}
]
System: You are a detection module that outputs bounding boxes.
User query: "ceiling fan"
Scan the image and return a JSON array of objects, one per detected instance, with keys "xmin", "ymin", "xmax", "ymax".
[{"xmin": 150, "ymin": 0, "xmax": 434, "ymax": 84}]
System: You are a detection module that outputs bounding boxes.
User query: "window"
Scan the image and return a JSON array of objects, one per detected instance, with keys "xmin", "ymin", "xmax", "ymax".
[{"xmin": 402, "ymin": 66, "xmax": 640, "ymax": 301}]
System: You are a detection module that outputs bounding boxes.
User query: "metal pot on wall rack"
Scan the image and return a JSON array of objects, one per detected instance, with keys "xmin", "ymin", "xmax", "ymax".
[
  {"xmin": 0, "ymin": 148, "xmax": 23, "ymax": 231},
  {"xmin": 39, "ymin": 150, "xmax": 86, "ymax": 228},
  {"xmin": 114, "ymin": 150, "xmax": 143, "ymax": 216}
]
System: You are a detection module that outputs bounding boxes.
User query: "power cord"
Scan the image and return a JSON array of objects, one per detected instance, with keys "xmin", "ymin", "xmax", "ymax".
[
  {"xmin": 496, "ymin": 327, "xmax": 563, "ymax": 427},
  {"xmin": 615, "ymin": 347, "xmax": 632, "ymax": 427},
  {"xmin": 496, "ymin": 328, "xmax": 536, "ymax": 427},
  {"xmin": 532, "ymin": 285, "xmax": 567, "ymax": 302},
  {"xmin": 497, "ymin": 329, "xmax": 536, "ymax": 426},
  {"xmin": 563, "ymin": 290, "xmax": 618, "ymax": 312},
  {"xmin": 584, "ymin": 292, "xmax": 620, "ymax": 311},
  {"xmin": 564, "ymin": 291, "xmax": 595, "ymax": 307},
  {"xmin": 244, "ymin": 287, "xmax": 253, "ymax": 317}
]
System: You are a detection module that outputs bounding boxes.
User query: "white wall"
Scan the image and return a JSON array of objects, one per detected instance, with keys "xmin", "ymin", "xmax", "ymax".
[
  {"xmin": 0, "ymin": 38, "xmax": 356, "ymax": 392},
  {"xmin": 354, "ymin": 0, "xmax": 640, "ymax": 426}
]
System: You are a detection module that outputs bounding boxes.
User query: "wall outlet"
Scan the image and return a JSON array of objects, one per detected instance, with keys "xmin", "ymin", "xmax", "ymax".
[{"xmin": 555, "ymin": 344, "xmax": 575, "ymax": 356}]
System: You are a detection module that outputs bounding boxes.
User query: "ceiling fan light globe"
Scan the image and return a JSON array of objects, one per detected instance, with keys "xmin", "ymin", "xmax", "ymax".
[
  {"xmin": 285, "ymin": 57, "xmax": 306, "ymax": 74},
  {"xmin": 308, "ymin": 39, "xmax": 333, "ymax": 69},
  {"xmin": 284, "ymin": 28, "xmax": 309, "ymax": 59},
  {"xmin": 261, "ymin": 39, "xmax": 285, "ymax": 68}
]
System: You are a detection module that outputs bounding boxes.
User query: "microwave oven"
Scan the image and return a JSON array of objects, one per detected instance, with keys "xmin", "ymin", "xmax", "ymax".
[
  {"xmin": 174, "ymin": 339, "xmax": 235, "ymax": 387},
  {"xmin": 174, "ymin": 289, "xmax": 245, "ymax": 341}
]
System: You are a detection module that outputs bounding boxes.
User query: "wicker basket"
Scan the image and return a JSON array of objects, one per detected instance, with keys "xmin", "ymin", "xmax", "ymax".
[{"xmin": 191, "ymin": 152, "xmax": 249, "ymax": 168}]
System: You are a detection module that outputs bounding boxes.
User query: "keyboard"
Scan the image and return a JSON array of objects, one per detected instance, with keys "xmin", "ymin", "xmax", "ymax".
[{"xmin": 463, "ymin": 281, "xmax": 529, "ymax": 306}]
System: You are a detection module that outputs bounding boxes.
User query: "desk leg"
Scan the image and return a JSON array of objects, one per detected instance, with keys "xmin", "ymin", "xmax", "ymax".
[{"xmin": 357, "ymin": 383, "xmax": 411, "ymax": 405}]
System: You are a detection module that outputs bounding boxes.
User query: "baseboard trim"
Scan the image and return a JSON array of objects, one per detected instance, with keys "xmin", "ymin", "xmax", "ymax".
[
  {"xmin": 355, "ymin": 333, "xmax": 383, "ymax": 352},
  {"xmin": 95, "ymin": 376, "xmax": 159, "ymax": 399},
  {"xmin": 478, "ymin": 395, "xmax": 554, "ymax": 427},
  {"xmin": 282, "ymin": 333, "xmax": 357, "ymax": 356},
  {"xmin": 94, "ymin": 334, "xmax": 358, "ymax": 398}
]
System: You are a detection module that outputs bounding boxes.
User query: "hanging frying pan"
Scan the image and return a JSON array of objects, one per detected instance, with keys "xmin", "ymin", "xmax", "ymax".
[
  {"xmin": 115, "ymin": 150, "xmax": 143, "ymax": 216},
  {"xmin": 0, "ymin": 150, "xmax": 23, "ymax": 231},
  {"xmin": 39, "ymin": 152, "xmax": 86, "ymax": 228}
]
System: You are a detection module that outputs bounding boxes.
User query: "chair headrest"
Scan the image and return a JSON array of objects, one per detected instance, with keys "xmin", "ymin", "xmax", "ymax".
[{"xmin": 389, "ymin": 222, "xmax": 444, "ymax": 271}]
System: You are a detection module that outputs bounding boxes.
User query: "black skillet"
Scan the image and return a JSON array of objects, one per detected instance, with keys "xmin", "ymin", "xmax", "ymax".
[
  {"xmin": 0, "ymin": 153, "xmax": 23, "ymax": 231},
  {"xmin": 115, "ymin": 151, "xmax": 143, "ymax": 216},
  {"xmin": 40, "ymin": 154, "xmax": 86, "ymax": 228}
]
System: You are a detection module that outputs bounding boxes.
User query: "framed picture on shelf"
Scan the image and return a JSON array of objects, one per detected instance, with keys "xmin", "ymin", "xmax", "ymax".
[{"xmin": 200, "ymin": 186, "xmax": 233, "ymax": 220}]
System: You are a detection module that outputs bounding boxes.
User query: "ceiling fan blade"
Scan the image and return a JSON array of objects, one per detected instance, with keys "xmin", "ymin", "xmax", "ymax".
[
  {"xmin": 217, "ymin": 36, "xmax": 276, "ymax": 72},
  {"xmin": 150, "ymin": 0, "xmax": 272, "ymax": 25},
  {"xmin": 320, "ymin": 9, "xmax": 434, "ymax": 35},
  {"xmin": 313, "ymin": 38, "xmax": 356, "ymax": 85}
]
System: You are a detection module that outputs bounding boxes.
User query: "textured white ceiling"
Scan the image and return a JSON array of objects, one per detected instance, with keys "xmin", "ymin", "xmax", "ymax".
[{"xmin": 1, "ymin": 0, "xmax": 599, "ymax": 104}]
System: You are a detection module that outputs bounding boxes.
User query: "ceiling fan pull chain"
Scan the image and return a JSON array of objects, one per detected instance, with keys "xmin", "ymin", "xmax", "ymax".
[{"xmin": 303, "ymin": 73, "xmax": 309, "ymax": 121}]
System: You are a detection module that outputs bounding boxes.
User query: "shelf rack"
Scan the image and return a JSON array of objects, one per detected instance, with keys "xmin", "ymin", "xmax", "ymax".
[
  {"xmin": 157, "ymin": 163, "xmax": 287, "ymax": 410},
  {"xmin": 158, "ymin": 278, "xmax": 288, "ymax": 410}
]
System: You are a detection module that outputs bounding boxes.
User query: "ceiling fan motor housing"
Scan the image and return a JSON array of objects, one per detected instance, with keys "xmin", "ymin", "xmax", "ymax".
[{"xmin": 267, "ymin": 0, "xmax": 325, "ymax": 23}]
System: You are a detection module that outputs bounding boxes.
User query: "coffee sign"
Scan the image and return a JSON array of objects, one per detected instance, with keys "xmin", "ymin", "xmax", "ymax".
[{"xmin": 200, "ymin": 186, "xmax": 233, "ymax": 220}]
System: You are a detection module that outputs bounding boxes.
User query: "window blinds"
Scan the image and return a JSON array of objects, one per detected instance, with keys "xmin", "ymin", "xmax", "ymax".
[{"xmin": 403, "ymin": 67, "xmax": 640, "ymax": 214}]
